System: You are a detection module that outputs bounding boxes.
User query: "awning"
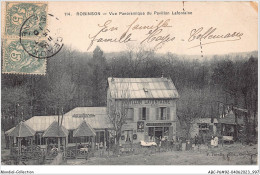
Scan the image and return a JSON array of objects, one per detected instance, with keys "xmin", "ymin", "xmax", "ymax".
[
  {"xmin": 8, "ymin": 121, "xmax": 36, "ymax": 137},
  {"xmin": 42, "ymin": 121, "xmax": 68, "ymax": 138},
  {"xmin": 73, "ymin": 120, "xmax": 96, "ymax": 137}
]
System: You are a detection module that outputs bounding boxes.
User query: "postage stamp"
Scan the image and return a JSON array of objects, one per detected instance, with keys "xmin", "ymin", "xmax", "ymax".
[
  {"xmin": 2, "ymin": 2, "xmax": 63, "ymax": 74},
  {"xmin": 5, "ymin": 2, "xmax": 47, "ymax": 38},
  {"xmin": 2, "ymin": 39, "xmax": 46, "ymax": 75},
  {"xmin": 0, "ymin": 1, "xmax": 258, "ymax": 174}
]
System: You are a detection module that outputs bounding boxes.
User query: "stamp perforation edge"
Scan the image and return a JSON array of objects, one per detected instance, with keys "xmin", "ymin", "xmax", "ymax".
[
  {"xmin": 2, "ymin": 1, "xmax": 48, "ymax": 75},
  {"xmin": 2, "ymin": 38, "xmax": 47, "ymax": 75},
  {"xmin": 3, "ymin": 1, "xmax": 48, "ymax": 39}
]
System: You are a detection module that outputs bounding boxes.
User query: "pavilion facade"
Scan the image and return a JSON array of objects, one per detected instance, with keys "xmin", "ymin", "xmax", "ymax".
[{"xmin": 5, "ymin": 107, "xmax": 113, "ymax": 150}]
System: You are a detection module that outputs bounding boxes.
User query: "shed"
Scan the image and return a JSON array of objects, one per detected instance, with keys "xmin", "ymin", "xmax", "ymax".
[{"xmin": 218, "ymin": 110, "xmax": 244, "ymax": 140}]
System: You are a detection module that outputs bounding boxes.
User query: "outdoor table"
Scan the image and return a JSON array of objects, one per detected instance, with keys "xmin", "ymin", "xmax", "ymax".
[{"xmin": 80, "ymin": 147, "xmax": 88, "ymax": 153}]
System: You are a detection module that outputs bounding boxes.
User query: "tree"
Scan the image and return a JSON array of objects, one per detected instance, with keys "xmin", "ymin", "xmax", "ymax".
[
  {"xmin": 107, "ymin": 79, "xmax": 130, "ymax": 153},
  {"xmin": 45, "ymin": 73, "xmax": 75, "ymax": 115},
  {"xmin": 89, "ymin": 46, "xmax": 107, "ymax": 106},
  {"xmin": 177, "ymin": 88, "xmax": 214, "ymax": 140},
  {"xmin": 1, "ymin": 85, "xmax": 30, "ymax": 131},
  {"xmin": 241, "ymin": 57, "xmax": 258, "ymax": 142},
  {"xmin": 44, "ymin": 72, "xmax": 76, "ymax": 146},
  {"xmin": 211, "ymin": 57, "xmax": 258, "ymax": 143}
]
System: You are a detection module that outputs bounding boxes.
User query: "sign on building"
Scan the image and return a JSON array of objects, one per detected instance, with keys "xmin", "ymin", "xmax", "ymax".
[
  {"xmin": 72, "ymin": 114, "xmax": 95, "ymax": 118},
  {"xmin": 137, "ymin": 121, "xmax": 144, "ymax": 132}
]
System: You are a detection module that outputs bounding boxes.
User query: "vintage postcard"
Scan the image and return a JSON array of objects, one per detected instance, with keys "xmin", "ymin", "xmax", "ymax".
[{"xmin": 1, "ymin": 1, "xmax": 259, "ymax": 174}]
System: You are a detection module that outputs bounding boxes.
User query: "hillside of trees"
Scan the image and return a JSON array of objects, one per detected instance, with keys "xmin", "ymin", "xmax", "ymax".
[{"xmin": 1, "ymin": 46, "xmax": 258, "ymax": 141}]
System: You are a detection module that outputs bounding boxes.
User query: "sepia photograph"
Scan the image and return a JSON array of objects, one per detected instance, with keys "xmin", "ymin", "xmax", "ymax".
[{"xmin": 0, "ymin": 1, "xmax": 259, "ymax": 174}]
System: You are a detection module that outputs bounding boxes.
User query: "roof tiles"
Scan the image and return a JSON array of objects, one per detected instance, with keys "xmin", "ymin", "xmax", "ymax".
[{"xmin": 108, "ymin": 77, "xmax": 179, "ymax": 99}]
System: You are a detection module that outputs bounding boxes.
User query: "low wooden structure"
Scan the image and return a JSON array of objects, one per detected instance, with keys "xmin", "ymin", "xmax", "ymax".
[
  {"xmin": 72, "ymin": 120, "xmax": 96, "ymax": 158},
  {"xmin": 6, "ymin": 121, "xmax": 46, "ymax": 164},
  {"xmin": 42, "ymin": 121, "xmax": 68, "ymax": 159},
  {"xmin": 218, "ymin": 111, "xmax": 244, "ymax": 141},
  {"xmin": 8, "ymin": 121, "xmax": 36, "ymax": 156},
  {"xmin": 4, "ymin": 107, "xmax": 113, "ymax": 161}
]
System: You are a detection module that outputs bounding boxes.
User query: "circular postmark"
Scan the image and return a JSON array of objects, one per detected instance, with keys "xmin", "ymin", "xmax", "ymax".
[{"xmin": 19, "ymin": 13, "xmax": 63, "ymax": 59}]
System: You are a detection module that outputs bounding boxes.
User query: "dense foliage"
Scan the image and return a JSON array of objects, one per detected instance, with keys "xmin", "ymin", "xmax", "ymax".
[{"xmin": 1, "ymin": 46, "xmax": 257, "ymax": 141}]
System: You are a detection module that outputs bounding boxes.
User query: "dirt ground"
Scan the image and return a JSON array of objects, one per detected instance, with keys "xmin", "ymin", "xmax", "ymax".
[
  {"xmin": 1, "ymin": 132, "xmax": 257, "ymax": 165},
  {"xmin": 66, "ymin": 143, "xmax": 258, "ymax": 165}
]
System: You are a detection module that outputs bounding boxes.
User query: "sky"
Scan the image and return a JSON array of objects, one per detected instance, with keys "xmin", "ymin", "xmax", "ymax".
[{"xmin": 46, "ymin": 1, "xmax": 257, "ymax": 55}]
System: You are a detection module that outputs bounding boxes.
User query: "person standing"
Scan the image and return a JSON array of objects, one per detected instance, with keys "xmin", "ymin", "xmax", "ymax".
[
  {"xmin": 194, "ymin": 134, "xmax": 198, "ymax": 146},
  {"xmin": 214, "ymin": 136, "xmax": 218, "ymax": 147},
  {"xmin": 210, "ymin": 136, "xmax": 214, "ymax": 148}
]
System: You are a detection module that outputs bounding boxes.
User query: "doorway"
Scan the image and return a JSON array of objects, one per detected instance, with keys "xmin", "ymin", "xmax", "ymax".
[
  {"xmin": 154, "ymin": 127, "xmax": 163, "ymax": 143},
  {"xmin": 125, "ymin": 130, "xmax": 133, "ymax": 143}
]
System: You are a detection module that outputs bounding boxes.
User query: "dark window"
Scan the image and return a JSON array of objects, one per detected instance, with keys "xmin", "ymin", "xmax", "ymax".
[
  {"xmin": 142, "ymin": 108, "xmax": 146, "ymax": 120},
  {"xmin": 156, "ymin": 107, "xmax": 170, "ymax": 120},
  {"xmin": 198, "ymin": 123, "xmax": 210, "ymax": 134},
  {"xmin": 35, "ymin": 132, "xmax": 45, "ymax": 145},
  {"xmin": 68, "ymin": 130, "xmax": 77, "ymax": 143},
  {"xmin": 160, "ymin": 107, "xmax": 166, "ymax": 120},
  {"xmin": 95, "ymin": 131, "xmax": 105, "ymax": 144},
  {"xmin": 148, "ymin": 127, "xmax": 155, "ymax": 141},
  {"xmin": 139, "ymin": 107, "xmax": 149, "ymax": 121}
]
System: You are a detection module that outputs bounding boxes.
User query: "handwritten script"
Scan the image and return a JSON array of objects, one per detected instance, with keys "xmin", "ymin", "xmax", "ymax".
[
  {"xmin": 188, "ymin": 27, "xmax": 243, "ymax": 49},
  {"xmin": 87, "ymin": 18, "xmax": 175, "ymax": 51},
  {"xmin": 87, "ymin": 19, "xmax": 244, "ymax": 51}
]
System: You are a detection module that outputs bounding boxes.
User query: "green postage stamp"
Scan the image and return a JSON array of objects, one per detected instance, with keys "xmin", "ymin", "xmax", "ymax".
[
  {"xmin": 2, "ymin": 39, "xmax": 46, "ymax": 74},
  {"xmin": 2, "ymin": 2, "xmax": 48, "ymax": 75}
]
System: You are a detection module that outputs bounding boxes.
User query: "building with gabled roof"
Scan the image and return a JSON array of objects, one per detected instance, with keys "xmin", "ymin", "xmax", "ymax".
[
  {"xmin": 107, "ymin": 77, "xmax": 179, "ymax": 99},
  {"xmin": 5, "ymin": 107, "xmax": 112, "ymax": 147},
  {"xmin": 107, "ymin": 77, "xmax": 179, "ymax": 144},
  {"xmin": 5, "ymin": 77, "xmax": 179, "ymax": 148}
]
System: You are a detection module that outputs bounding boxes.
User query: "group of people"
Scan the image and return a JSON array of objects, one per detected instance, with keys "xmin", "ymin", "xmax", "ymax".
[
  {"xmin": 77, "ymin": 142, "xmax": 104, "ymax": 150},
  {"xmin": 194, "ymin": 134, "xmax": 219, "ymax": 147},
  {"xmin": 77, "ymin": 143, "xmax": 89, "ymax": 149}
]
